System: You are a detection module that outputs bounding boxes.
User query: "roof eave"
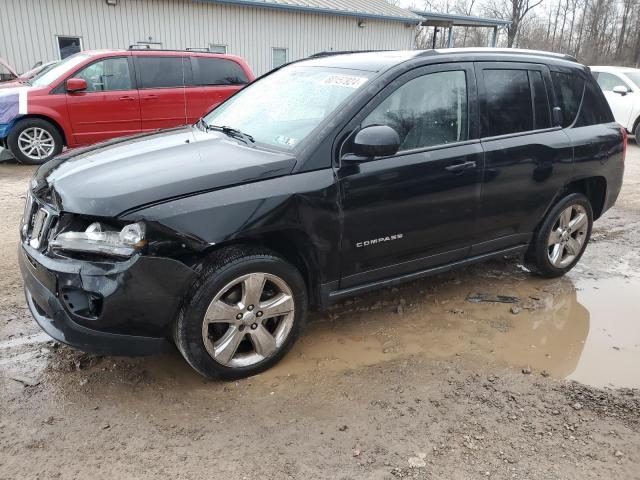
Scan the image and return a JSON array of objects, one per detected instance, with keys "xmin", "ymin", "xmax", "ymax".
[
  {"xmin": 411, "ymin": 10, "xmax": 511, "ymax": 28},
  {"xmin": 197, "ymin": 0, "xmax": 423, "ymax": 24}
]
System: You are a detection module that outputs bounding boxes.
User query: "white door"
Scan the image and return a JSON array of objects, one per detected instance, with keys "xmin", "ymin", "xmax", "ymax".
[{"xmin": 595, "ymin": 72, "xmax": 636, "ymax": 128}]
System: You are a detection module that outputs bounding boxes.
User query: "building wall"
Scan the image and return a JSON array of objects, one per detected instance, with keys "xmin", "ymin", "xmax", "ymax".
[{"xmin": 0, "ymin": 0, "xmax": 416, "ymax": 75}]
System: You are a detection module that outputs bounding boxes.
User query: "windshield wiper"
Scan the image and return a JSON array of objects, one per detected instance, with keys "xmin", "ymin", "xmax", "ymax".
[{"xmin": 205, "ymin": 123, "xmax": 255, "ymax": 145}]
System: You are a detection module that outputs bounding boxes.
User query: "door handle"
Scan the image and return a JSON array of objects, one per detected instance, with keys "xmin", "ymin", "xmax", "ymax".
[
  {"xmin": 119, "ymin": 95, "xmax": 135, "ymax": 101},
  {"xmin": 144, "ymin": 94, "xmax": 159, "ymax": 100},
  {"xmin": 445, "ymin": 161, "xmax": 476, "ymax": 173}
]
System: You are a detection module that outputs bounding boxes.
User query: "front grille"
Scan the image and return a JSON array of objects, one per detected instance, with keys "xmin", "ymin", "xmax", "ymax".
[{"xmin": 22, "ymin": 193, "xmax": 58, "ymax": 250}]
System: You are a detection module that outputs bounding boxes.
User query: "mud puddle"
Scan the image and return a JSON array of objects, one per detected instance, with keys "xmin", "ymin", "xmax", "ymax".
[
  {"xmin": 2, "ymin": 271, "xmax": 638, "ymax": 390},
  {"xmin": 262, "ymin": 274, "xmax": 639, "ymax": 388}
]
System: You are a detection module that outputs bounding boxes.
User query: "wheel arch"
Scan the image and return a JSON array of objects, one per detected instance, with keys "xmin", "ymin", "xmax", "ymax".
[
  {"xmin": 564, "ymin": 176, "xmax": 607, "ymax": 220},
  {"xmin": 13, "ymin": 114, "xmax": 68, "ymax": 146},
  {"xmin": 531, "ymin": 176, "xmax": 607, "ymax": 242},
  {"xmin": 202, "ymin": 229, "xmax": 322, "ymax": 307}
]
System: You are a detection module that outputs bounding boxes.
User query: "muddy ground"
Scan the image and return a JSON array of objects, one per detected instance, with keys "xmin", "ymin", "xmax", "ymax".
[{"xmin": 0, "ymin": 146, "xmax": 639, "ymax": 479}]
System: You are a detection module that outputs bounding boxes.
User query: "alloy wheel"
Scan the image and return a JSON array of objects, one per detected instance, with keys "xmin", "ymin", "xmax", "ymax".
[
  {"xmin": 201, "ymin": 272, "xmax": 295, "ymax": 368},
  {"xmin": 547, "ymin": 204, "xmax": 589, "ymax": 268},
  {"xmin": 17, "ymin": 127, "xmax": 55, "ymax": 161}
]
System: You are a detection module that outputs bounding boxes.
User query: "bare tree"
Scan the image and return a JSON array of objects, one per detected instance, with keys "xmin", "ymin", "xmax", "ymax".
[
  {"xmin": 409, "ymin": 0, "xmax": 640, "ymax": 65},
  {"xmin": 484, "ymin": 0, "xmax": 544, "ymax": 47}
]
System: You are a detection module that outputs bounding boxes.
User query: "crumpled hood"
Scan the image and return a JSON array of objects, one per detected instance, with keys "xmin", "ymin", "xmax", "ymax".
[
  {"xmin": 0, "ymin": 80, "xmax": 25, "ymax": 89},
  {"xmin": 35, "ymin": 126, "xmax": 297, "ymax": 217}
]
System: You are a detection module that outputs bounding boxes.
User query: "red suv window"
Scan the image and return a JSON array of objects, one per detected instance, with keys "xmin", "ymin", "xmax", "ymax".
[{"xmin": 194, "ymin": 57, "xmax": 249, "ymax": 86}]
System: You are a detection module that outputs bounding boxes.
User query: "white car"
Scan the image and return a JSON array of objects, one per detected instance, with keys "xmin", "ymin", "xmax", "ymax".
[{"xmin": 590, "ymin": 66, "xmax": 640, "ymax": 140}]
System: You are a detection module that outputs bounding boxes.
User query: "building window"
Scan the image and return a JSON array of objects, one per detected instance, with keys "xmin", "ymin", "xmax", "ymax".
[
  {"xmin": 57, "ymin": 36, "xmax": 82, "ymax": 60},
  {"xmin": 209, "ymin": 44, "xmax": 227, "ymax": 54},
  {"xmin": 272, "ymin": 48, "xmax": 287, "ymax": 69}
]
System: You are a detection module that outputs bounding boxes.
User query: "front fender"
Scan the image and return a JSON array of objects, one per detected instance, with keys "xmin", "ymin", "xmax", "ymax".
[
  {"xmin": 24, "ymin": 103, "xmax": 73, "ymax": 145},
  {"xmin": 120, "ymin": 170, "xmax": 341, "ymax": 283}
]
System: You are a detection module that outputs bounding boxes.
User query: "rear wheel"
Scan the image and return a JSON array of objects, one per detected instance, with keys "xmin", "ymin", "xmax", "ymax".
[
  {"xmin": 7, "ymin": 118, "xmax": 63, "ymax": 165},
  {"xmin": 526, "ymin": 193, "xmax": 593, "ymax": 278},
  {"xmin": 635, "ymin": 123, "xmax": 640, "ymax": 145},
  {"xmin": 174, "ymin": 246, "xmax": 307, "ymax": 380}
]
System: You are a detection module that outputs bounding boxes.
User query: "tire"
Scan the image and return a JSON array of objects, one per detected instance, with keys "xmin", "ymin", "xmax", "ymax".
[
  {"xmin": 174, "ymin": 246, "xmax": 307, "ymax": 380},
  {"xmin": 635, "ymin": 123, "xmax": 640, "ymax": 145},
  {"xmin": 7, "ymin": 118, "xmax": 63, "ymax": 165},
  {"xmin": 525, "ymin": 193, "xmax": 593, "ymax": 278}
]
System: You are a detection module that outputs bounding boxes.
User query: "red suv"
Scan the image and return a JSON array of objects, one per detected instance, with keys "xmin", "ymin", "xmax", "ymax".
[{"xmin": 0, "ymin": 49, "xmax": 254, "ymax": 164}]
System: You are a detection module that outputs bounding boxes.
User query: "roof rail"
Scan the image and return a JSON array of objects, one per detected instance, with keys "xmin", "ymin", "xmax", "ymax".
[
  {"xmin": 309, "ymin": 50, "xmax": 385, "ymax": 58},
  {"xmin": 128, "ymin": 45, "xmax": 220, "ymax": 53},
  {"xmin": 423, "ymin": 47, "xmax": 578, "ymax": 63}
]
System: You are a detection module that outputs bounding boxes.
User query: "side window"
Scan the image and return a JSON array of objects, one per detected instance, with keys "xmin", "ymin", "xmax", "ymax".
[
  {"xmin": 596, "ymin": 72, "xmax": 629, "ymax": 92},
  {"xmin": 551, "ymin": 71, "xmax": 584, "ymax": 127},
  {"xmin": 196, "ymin": 58, "xmax": 249, "ymax": 86},
  {"xmin": 483, "ymin": 69, "xmax": 533, "ymax": 136},
  {"xmin": 136, "ymin": 57, "xmax": 185, "ymax": 88},
  {"xmin": 74, "ymin": 57, "xmax": 132, "ymax": 92},
  {"xmin": 362, "ymin": 70, "xmax": 468, "ymax": 151},
  {"xmin": 530, "ymin": 70, "xmax": 551, "ymax": 130},
  {"xmin": 575, "ymin": 78, "xmax": 615, "ymax": 126}
]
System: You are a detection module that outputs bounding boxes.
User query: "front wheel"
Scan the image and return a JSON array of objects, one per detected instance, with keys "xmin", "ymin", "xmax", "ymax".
[
  {"xmin": 526, "ymin": 193, "xmax": 593, "ymax": 278},
  {"xmin": 174, "ymin": 246, "xmax": 307, "ymax": 380},
  {"xmin": 7, "ymin": 118, "xmax": 63, "ymax": 165}
]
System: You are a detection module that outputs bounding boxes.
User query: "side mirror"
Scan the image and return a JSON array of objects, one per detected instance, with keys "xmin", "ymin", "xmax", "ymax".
[
  {"xmin": 347, "ymin": 125, "xmax": 400, "ymax": 161},
  {"xmin": 612, "ymin": 85, "xmax": 630, "ymax": 96},
  {"xmin": 66, "ymin": 78, "xmax": 87, "ymax": 93}
]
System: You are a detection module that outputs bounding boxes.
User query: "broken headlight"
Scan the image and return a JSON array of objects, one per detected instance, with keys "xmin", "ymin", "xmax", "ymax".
[{"xmin": 50, "ymin": 222, "xmax": 147, "ymax": 257}]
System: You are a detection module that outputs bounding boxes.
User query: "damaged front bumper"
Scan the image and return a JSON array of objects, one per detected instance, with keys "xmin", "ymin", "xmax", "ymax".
[{"xmin": 19, "ymin": 243, "xmax": 197, "ymax": 356}]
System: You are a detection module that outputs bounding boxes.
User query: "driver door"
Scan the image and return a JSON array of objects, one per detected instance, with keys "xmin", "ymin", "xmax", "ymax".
[
  {"xmin": 66, "ymin": 56, "xmax": 142, "ymax": 145},
  {"xmin": 336, "ymin": 63, "xmax": 483, "ymax": 288}
]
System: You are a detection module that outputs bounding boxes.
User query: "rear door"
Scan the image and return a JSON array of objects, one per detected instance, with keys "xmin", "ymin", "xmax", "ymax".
[
  {"xmin": 473, "ymin": 62, "xmax": 573, "ymax": 254},
  {"xmin": 134, "ymin": 55, "xmax": 188, "ymax": 130},
  {"xmin": 65, "ymin": 55, "xmax": 141, "ymax": 145},
  {"xmin": 186, "ymin": 56, "xmax": 250, "ymax": 122},
  {"xmin": 337, "ymin": 63, "xmax": 483, "ymax": 288}
]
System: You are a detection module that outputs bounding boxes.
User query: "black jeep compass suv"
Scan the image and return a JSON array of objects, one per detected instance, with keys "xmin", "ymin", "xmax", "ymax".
[{"xmin": 19, "ymin": 49, "xmax": 626, "ymax": 379}]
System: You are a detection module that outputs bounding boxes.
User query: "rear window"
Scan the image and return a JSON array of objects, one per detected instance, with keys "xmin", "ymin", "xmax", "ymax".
[
  {"xmin": 575, "ymin": 78, "xmax": 615, "ymax": 126},
  {"xmin": 551, "ymin": 72, "xmax": 584, "ymax": 127},
  {"xmin": 196, "ymin": 57, "xmax": 248, "ymax": 86},
  {"xmin": 136, "ymin": 56, "xmax": 186, "ymax": 88},
  {"xmin": 483, "ymin": 69, "xmax": 534, "ymax": 136}
]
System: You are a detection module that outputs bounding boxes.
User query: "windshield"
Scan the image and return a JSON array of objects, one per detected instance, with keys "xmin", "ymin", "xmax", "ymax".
[
  {"xmin": 203, "ymin": 66, "xmax": 374, "ymax": 149},
  {"xmin": 31, "ymin": 54, "xmax": 91, "ymax": 87},
  {"xmin": 21, "ymin": 62, "xmax": 59, "ymax": 80},
  {"xmin": 625, "ymin": 71, "xmax": 640, "ymax": 89}
]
